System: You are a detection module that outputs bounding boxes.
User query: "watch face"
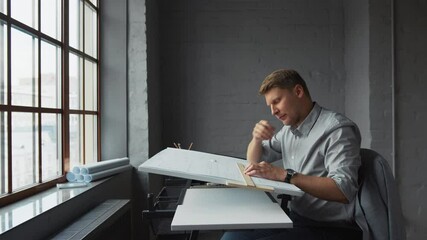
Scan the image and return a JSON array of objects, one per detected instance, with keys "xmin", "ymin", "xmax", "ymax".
[{"xmin": 285, "ymin": 169, "xmax": 295, "ymax": 183}]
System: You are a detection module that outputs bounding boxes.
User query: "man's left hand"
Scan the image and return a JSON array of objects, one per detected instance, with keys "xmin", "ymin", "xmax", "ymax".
[{"xmin": 244, "ymin": 161, "xmax": 285, "ymax": 181}]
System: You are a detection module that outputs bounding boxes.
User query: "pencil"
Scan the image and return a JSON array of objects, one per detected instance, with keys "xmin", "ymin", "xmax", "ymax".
[
  {"xmin": 173, "ymin": 142, "xmax": 178, "ymax": 148},
  {"xmin": 188, "ymin": 142, "xmax": 193, "ymax": 150}
]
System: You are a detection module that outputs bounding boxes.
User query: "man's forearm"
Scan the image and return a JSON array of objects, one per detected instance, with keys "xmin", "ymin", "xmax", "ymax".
[
  {"xmin": 247, "ymin": 138, "xmax": 263, "ymax": 164},
  {"xmin": 291, "ymin": 174, "xmax": 349, "ymax": 203}
]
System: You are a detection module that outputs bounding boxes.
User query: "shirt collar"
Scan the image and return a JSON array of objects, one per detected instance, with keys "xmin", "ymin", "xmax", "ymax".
[{"xmin": 290, "ymin": 102, "xmax": 321, "ymax": 136}]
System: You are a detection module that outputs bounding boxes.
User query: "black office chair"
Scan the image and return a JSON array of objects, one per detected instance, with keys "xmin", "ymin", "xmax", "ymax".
[{"xmin": 355, "ymin": 148, "xmax": 406, "ymax": 240}]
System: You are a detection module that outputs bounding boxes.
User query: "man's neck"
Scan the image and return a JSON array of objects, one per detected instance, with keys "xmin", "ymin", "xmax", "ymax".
[{"xmin": 292, "ymin": 101, "xmax": 315, "ymax": 129}]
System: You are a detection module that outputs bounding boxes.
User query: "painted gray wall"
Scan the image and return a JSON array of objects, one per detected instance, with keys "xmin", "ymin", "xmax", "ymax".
[
  {"xmin": 343, "ymin": 0, "xmax": 371, "ymax": 149},
  {"xmin": 98, "ymin": 0, "xmax": 427, "ymax": 239},
  {"xmin": 100, "ymin": 0, "xmax": 128, "ymax": 160},
  {"xmin": 158, "ymin": 0, "xmax": 346, "ymax": 157},
  {"xmin": 100, "ymin": 0, "xmax": 174, "ymax": 239},
  {"xmin": 146, "ymin": 0, "xmax": 162, "ymax": 157},
  {"xmin": 147, "ymin": 0, "xmax": 426, "ymax": 239},
  {"xmin": 101, "ymin": 0, "xmax": 153, "ymax": 239},
  {"xmin": 127, "ymin": 0, "xmax": 151, "ymax": 239},
  {"xmin": 344, "ymin": 0, "xmax": 427, "ymax": 238},
  {"xmin": 368, "ymin": 0, "xmax": 394, "ymax": 165},
  {"xmin": 395, "ymin": 0, "xmax": 427, "ymax": 239},
  {"xmin": 343, "ymin": 0, "xmax": 394, "ymax": 167},
  {"xmin": 101, "ymin": 0, "xmax": 150, "ymax": 239}
]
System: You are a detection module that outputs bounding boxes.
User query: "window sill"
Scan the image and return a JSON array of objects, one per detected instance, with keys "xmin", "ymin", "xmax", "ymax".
[
  {"xmin": 0, "ymin": 178, "xmax": 108, "ymax": 235},
  {"xmin": 0, "ymin": 167, "xmax": 132, "ymax": 239},
  {"xmin": 0, "ymin": 179, "xmax": 107, "ymax": 235}
]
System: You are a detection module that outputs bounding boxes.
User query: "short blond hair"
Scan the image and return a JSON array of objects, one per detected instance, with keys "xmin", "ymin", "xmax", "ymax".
[{"xmin": 259, "ymin": 69, "xmax": 311, "ymax": 98}]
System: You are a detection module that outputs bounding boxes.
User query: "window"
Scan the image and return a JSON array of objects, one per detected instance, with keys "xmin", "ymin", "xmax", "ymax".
[{"xmin": 0, "ymin": 0, "xmax": 99, "ymax": 206}]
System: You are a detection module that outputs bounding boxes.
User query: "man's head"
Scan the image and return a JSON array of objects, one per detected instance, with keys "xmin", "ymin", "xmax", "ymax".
[
  {"xmin": 259, "ymin": 69, "xmax": 313, "ymax": 127},
  {"xmin": 259, "ymin": 69, "xmax": 311, "ymax": 98}
]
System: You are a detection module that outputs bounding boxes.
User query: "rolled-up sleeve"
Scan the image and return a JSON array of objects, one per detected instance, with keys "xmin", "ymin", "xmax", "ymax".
[{"xmin": 324, "ymin": 126, "xmax": 361, "ymax": 202}]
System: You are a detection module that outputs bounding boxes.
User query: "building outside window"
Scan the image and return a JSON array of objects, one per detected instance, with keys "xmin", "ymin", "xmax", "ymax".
[{"xmin": 0, "ymin": 0, "xmax": 99, "ymax": 206}]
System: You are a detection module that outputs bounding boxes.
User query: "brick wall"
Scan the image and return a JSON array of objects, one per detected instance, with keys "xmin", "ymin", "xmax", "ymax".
[
  {"xmin": 158, "ymin": 0, "xmax": 345, "ymax": 157},
  {"xmin": 149, "ymin": 1, "xmax": 427, "ymax": 239}
]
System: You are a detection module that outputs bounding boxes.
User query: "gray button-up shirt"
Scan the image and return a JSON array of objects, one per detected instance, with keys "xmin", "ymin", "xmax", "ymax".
[{"xmin": 261, "ymin": 103, "xmax": 361, "ymax": 223}]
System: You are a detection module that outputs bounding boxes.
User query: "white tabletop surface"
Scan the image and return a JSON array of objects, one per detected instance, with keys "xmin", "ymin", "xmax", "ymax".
[{"xmin": 171, "ymin": 187, "xmax": 293, "ymax": 231}]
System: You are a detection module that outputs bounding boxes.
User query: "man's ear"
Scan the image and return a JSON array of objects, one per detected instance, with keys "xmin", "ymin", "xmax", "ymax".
[{"xmin": 294, "ymin": 84, "xmax": 304, "ymax": 97}]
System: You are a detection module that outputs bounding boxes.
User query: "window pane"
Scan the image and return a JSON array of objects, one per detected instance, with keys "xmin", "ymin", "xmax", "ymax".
[
  {"xmin": 11, "ymin": 28, "xmax": 39, "ymax": 107},
  {"xmin": 84, "ymin": 60, "xmax": 97, "ymax": 111},
  {"xmin": 42, "ymin": 113, "xmax": 61, "ymax": 181},
  {"xmin": 69, "ymin": 0, "xmax": 83, "ymax": 51},
  {"xmin": 85, "ymin": 115, "xmax": 97, "ymax": 164},
  {"xmin": 69, "ymin": 53, "xmax": 83, "ymax": 110},
  {"xmin": 69, "ymin": 114, "xmax": 98, "ymax": 166},
  {"xmin": 41, "ymin": 0, "xmax": 62, "ymax": 40},
  {"xmin": 11, "ymin": 0, "xmax": 38, "ymax": 29},
  {"xmin": 84, "ymin": 3, "xmax": 97, "ymax": 58},
  {"xmin": 0, "ymin": 111, "xmax": 7, "ymax": 195},
  {"xmin": 0, "ymin": 20, "xmax": 7, "ymax": 105},
  {"xmin": 89, "ymin": 0, "xmax": 97, "ymax": 7},
  {"xmin": 0, "ymin": 0, "xmax": 6, "ymax": 14},
  {"xmin": 41, "ymin": 40, "xmax": 61, "ymax": 108},
  {"xmin": 69, "ymin": 114, "xmax": 83, "ymax": 167},
  {"xmin": 12, "ymin": 112, "xmax": 39, "ymax": 191}
]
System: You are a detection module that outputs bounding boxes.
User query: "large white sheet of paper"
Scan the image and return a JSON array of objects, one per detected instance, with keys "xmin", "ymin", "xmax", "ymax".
[
  {"xmin": 171, "ymin": 188, "xmax": 293, "ymax": 230},
  {"xmin": 138, "ymin": 148, "xmax": 303, "ymax": 196}
]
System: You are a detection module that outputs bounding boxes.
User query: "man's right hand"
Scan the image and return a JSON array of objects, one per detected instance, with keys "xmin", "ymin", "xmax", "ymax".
[
  {"xmin": 247, "ymin": 120, "xmax": 275, "ymax": 164},
  {"xmin": 252, "ymin": 120, "xmax": 275, "ymax": 142}
]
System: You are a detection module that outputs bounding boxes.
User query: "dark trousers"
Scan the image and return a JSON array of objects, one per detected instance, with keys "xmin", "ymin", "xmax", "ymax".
[{"xmin": 221, "ymin": 212, "xmax": 362, "ymax": 240}]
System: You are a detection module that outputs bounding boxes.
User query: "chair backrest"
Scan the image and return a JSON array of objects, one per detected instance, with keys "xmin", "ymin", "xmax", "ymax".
[{"xmin": 356, "ymin": 148, "xmax": 406, "ymax": 240}]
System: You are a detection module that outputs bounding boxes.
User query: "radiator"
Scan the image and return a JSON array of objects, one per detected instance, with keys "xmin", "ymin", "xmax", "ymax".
[{"xmin": 50, "ymin": 199, "xmax": 131, "ymax": 240}]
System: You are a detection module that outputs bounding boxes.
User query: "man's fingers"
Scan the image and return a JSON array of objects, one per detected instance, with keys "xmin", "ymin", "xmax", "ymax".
[
  {"xmin": 258, "ymin": 120, "xmax": 275, "ymax": 132},
  {"xmin": 245, "ymin": 162, "xmax": 273, "ymax": 178},
  {"xmin": 245, "ymin": 169, "xmax": 259, "ymax": 177},
  {"xmin": 253, "ymin": 121, "xmax": 275, "ymax": 140},
  {"xmin": 244, "ymin": 164, "xmax": 254, "ymax": 173},
  {"xmin": 253, "ymin": 128, "xmax": 273, "ymax": 140}
]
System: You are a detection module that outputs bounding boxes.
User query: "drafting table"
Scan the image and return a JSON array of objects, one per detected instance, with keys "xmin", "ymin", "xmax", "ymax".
[
  {"xmin": 171, "ymin": 187, "xmax": 293, "ymax": 231},
  {"xmin": 139, "ymin": 148, "xmax": 304, "ymax": 196}
]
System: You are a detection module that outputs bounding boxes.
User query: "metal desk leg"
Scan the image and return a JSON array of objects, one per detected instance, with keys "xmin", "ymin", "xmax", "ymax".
[{"xmin": 189, "ymin": 230, "xmax": 199, "ymax": 240}]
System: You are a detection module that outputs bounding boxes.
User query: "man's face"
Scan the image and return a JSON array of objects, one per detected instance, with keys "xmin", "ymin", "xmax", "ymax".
[{"xmin": 264, "ymin": 86, "xmax": 304, "ymax": 127}]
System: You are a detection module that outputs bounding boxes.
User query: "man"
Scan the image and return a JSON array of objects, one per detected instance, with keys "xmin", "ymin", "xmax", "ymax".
[{"xmin": 221, "ymin": 69, "xmax": 362, "ymax": 240}]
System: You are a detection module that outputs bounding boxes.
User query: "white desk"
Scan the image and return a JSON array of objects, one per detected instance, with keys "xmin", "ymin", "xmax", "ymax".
[{"xmin": 171, "ymin": 187, "xmax": 293, "ymax": 231}]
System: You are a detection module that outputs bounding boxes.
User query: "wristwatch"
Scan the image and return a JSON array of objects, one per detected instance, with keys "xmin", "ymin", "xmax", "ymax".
[{"xmin": 284, "ymin": 169, "xmax": 297, "ymax": 183}]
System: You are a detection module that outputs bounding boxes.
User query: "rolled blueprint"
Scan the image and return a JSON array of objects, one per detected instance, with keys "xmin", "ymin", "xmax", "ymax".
[
  {"xmin": 83, "ymin": 165, "xmax": 132, "ymax": 183},
  {"xmin": 79, "ymin": 157, "xmax": 129, "ymax": 175},
  {"xmin": 66, "ymin": 171, "xmax": 77, "ymax": 182},
  {"xmin": 72, "ymin": 166, "xmax": 81, "ymax": 174},
  {"xmin": 76, "ymin": 174, "xmax": 84, "ymax": 182}
]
